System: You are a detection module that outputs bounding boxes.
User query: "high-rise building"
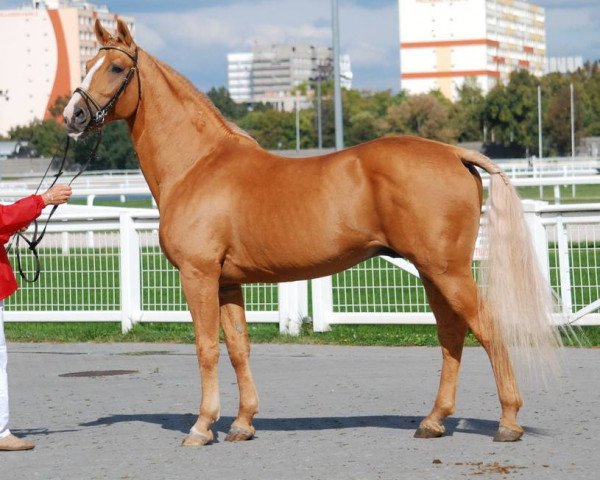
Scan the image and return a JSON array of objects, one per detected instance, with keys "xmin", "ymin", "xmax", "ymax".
[
  {"xmin": 227, "ymin": 44, "xmax": 352, "ymax": 111},
  {"xmin": 399, "ymin": 0, "xmax": 546, "ymax": 100},
  {"xmin": 0, "ymin": 0, "xmax": 134, "ymax": 135}
]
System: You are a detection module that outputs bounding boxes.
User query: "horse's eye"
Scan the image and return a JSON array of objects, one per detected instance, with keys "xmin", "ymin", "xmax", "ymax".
[{"xmin": 111, "ymin": 64, "xmax": 124, "ymax": 74}]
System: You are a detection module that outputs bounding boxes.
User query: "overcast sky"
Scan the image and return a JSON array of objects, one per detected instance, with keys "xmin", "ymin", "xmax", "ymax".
[{"xmin": 2, "ymin": 0, "xmax": 599, "ymax": 92}]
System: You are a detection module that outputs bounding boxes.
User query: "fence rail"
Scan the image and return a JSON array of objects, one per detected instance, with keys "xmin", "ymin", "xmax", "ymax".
[{"xmin": 3, "ymin": 201, "xmax": 600, "ymax": 333}]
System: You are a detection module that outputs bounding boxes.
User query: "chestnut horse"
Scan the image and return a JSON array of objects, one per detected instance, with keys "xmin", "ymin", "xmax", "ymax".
[{"xmin": 63, "ymin": 20, "xmax": 562, "ymax": 446}]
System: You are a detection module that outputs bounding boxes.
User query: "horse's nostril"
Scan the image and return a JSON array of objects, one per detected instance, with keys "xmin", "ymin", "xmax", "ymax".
[{"xmin": 74, "ymin": 106, "xmax": 86, "ymax": 123}]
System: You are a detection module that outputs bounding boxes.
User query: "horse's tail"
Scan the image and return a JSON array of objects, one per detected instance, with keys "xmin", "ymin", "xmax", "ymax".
[{"xmin": 457, "ymin": 148, "xmax": 564, "ymax": 384}]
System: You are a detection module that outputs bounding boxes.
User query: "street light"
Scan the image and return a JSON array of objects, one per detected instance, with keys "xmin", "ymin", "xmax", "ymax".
[
  {"xmin": 331, "ymin": 0, "xmax": 344, "ymax": 150},
  {"xmin": 310, "ymin": 61, "xmax": 333, "ymax": 150}
]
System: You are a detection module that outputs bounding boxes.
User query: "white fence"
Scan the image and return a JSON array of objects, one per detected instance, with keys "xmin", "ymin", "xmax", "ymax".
[
  {"xmin": 3, "ymin": 202, "xmax": 600, "ymax": 333},
  {"xmin": 1, "ymin": 155, "xmax": 599, "ymax": 206}
]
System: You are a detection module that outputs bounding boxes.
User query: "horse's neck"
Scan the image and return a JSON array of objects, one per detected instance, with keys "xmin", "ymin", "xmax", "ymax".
[{"xmin": 128, "ymin": 51, "xmax": 231, "ymax": 204}]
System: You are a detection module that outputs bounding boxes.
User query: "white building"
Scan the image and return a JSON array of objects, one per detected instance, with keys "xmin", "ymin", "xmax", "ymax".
[
  {"xmin": 228, "ymin": 44, "xmax": 352, "ymax": 111},
  {"xmin": 399, "ymin": 0, "xmax": 546, "ymax": 100},
  {"xmin": 545, "ymin": 56, "xmax": 584, "ymax": 74},
  {"xmin": 0, "ymin": 0, "xmax": 134, "ymax": 136}
]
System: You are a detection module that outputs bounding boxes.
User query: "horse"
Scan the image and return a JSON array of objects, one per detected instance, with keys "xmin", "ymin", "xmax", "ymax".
[{"xmin": 63, "ymin": 19, "xmax": 563, "ymax": 446}]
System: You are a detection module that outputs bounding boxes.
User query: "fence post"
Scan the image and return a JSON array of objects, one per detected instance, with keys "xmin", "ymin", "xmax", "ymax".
[
  {"xmin": 278, "ymin": 280, "xmax": 308, "ymax": 335},
  {"xmin": 522, "ymin": 200, "xmax": 550, "ymax": 283},
  {"xmin": 311, "ymin": 275, "xmax": 333, "ymax": 332},
  {"xmin": 119, "ymin": 212, "xmax": 141, "ymax": 333},
  {"xmin": 555, "ymin": 215, "xmax": 573, "ymax": 317}
]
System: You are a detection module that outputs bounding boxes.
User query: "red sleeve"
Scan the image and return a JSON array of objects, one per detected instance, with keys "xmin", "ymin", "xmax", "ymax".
[{"xmin": 0, "ymin": 195, "xmax": 46, "ymax": 235}]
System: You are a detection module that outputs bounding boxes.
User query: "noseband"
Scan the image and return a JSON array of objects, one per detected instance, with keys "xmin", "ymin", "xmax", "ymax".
[{"xmin": 74, "ymin": 46, "xmax": 141, "ymax": 130}]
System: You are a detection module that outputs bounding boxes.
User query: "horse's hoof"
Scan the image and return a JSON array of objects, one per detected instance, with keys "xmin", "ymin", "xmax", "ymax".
[
  {"xmin": 414, "ymin": 421, "xmax": 445, "ymax": 439},
  {"xmin": 493, "ymin": 425, "xmax": 523, "ymax": 442},
  {"xmin": 225, "ymin": 425, "xmax": 255, "ymax": 442},
  {"xmin": 181, "ymin": 427, "xmax": 212, "ymax": 447}
]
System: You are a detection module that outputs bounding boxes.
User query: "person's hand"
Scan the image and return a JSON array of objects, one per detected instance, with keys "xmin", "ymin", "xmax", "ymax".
[
  {"xmin": 42, "ymin": 184, "xmax": 72, "ymax": 206},
  {"xmin": 18, "ymin": 225, "xmax": 29, "ymax": 233}
]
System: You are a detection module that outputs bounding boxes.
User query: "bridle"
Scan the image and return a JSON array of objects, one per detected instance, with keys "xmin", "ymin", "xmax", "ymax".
[
  {"xmin": 9, "ymin": 45, "xmax": 141, "ymax": 282},
  {"xmin": 74, "ymin": 45, "xmax": 141, "ymax": 131}
]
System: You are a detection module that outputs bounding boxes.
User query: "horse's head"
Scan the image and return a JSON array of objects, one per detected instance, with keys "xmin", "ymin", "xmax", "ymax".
[{"xmin": 63, "ymin": 19, "xmax": 140, "ymax": 139}]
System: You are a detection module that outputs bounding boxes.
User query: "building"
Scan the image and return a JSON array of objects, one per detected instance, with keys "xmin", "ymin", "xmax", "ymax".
[
  {"xmin": 545, "ymin": 56, "xmax": 584, "ymax": 75},
  {"xmin": 0, "ymin": 0, "xmax": 134, "ymax": 136},
  {"xmin": 399, "ymin": 0, "xmax": 546, "ymax": 100},
  {"xmin": 228, "ymin": 44, "xmax": 352, "ymax": 111}
]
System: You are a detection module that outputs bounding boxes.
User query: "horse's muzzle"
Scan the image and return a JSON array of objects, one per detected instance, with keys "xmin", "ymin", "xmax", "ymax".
[{"xmin": 63, "ymin": 98, "xmax": 91, "ymax": 139}]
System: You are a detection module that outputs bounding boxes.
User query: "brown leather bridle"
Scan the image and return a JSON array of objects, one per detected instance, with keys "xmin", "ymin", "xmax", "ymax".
[{"xmin": 74, "ymin": 46, "xmax": 141, "ymax": 131}]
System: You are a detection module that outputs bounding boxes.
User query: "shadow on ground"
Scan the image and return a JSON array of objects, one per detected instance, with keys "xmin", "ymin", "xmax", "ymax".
[{"xmin": 75, "ymin": 413, "xmax": 551, "ymax": 439}]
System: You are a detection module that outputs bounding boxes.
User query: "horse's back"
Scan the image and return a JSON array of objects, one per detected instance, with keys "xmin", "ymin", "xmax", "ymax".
[{"xmin": 162, "ymin": 135, "xmax": 484, "ymax": 283}]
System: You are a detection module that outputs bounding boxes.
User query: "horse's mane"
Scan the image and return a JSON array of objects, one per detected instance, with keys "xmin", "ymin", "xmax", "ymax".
[{"xmin": 143, "ymin": 49, "xmax": 256, "ymax": 143}]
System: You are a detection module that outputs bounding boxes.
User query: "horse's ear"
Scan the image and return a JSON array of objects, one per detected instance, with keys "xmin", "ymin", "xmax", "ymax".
[
  {"xmin": 94, "ymin": 19, "xmax": 112, "ymax": 45},
  {"xmin": 116, "ymin": 18, "xmax": 134, "ymax": 48}
]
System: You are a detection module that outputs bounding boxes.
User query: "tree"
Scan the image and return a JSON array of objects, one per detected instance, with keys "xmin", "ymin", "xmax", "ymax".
[
  {"xmin": 8, "ymin": 119, "xmax": 65, "ymax": 157},
  {"xmin": 238, "ymin": 109, "xmax": 297, "ymax": 149},
  {"xmin": 450, "ymin": 78, "xmax": 485, "ymax": 142},
  {"xmin": 386, "ymin": 93, "xmax": 457, "ymax": 143},
  {"xmin": 545, "ymin": 86, "xmax": 582, "ymax": 156},
  {"xmin": 48, "ymin": 95, "xmax": 70, "ymax": 121},
  {"xmin": 207, "ymin": 87, "xmax": 247, "ymax": 120},
  {"xmin": 71, "ymin": 120, "xmax": 137, "ymax": 170},
  {"xmin": 483, "ymin": 70, "xmax": 539, "ymax": 156}
]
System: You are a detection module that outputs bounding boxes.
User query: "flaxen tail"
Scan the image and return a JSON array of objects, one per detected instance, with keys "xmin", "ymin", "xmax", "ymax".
[{"xmin": 457, "ymin": 148, "xmax": 564, "ymax": 385}]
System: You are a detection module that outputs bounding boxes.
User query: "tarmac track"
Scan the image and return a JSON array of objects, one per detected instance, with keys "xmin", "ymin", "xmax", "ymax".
[{"xmin": 3, "ymin": 343, "xmax": 598, "ymax": 480}]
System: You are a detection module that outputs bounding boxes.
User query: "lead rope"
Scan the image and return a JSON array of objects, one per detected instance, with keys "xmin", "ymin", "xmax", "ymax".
[
  {"xmin": 10, "ymin": 131, "xmax": 102, "ymax": 282},
  {"xmin": 8, "ymin": 45, "xmax": 139, "ymax": 282}
]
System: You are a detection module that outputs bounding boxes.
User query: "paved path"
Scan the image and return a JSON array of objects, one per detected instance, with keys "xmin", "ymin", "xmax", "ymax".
[{"xmin": 2, "ymin": 343, "xmax": 598, "ymax": 479}]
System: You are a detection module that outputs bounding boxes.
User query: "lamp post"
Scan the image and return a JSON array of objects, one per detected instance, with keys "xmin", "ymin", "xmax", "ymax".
[
  {"xmin": 295, "ymin": 91, "xmax": 300, "ymax": 151},
  {"xmin": 311, "ymin": 62, "xmax": 332, "ymax": 150},
  {"xmin": 537, "ymin": 85, "xmax": 543, "ymax": 159},
  {"xmin": 332, "ymin": 0, "xmax": 344, "ymax": 150},
  {"xmin": 570, "ymin": 83, "xmax": 576, "ymax": 160}
]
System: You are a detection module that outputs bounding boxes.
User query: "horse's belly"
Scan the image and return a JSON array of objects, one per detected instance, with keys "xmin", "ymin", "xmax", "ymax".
[{"xmin": 220, "ymin": 241, "xmax": 381, "ymax": 285}]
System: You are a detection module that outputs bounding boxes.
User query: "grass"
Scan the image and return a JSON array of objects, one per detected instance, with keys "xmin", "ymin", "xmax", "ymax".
[
  {"xmin": 5, "ymin": 321, "xmax": 599, "ymax": 347},
  {"xmin": 5, "ymin": 186, "xmax": 600, "ymax": 347},
  {"xmin": 516, "ymin": 184, "xmax": 600, "ymax": 204}
]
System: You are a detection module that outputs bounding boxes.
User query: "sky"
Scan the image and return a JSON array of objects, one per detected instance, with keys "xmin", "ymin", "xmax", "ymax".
[{"xmin": 2, "ymin": 0, "xmax": 599, "ymax": 92}]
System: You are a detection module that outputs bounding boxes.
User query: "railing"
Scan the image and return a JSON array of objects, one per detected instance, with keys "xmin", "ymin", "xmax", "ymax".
[
  {"xmin": 3, "ymin": 202, "xmax": 600, "ymax": 333},
  {"xmin": 1, "ymin": 156, "xmax": 599, "ymax": 206}
]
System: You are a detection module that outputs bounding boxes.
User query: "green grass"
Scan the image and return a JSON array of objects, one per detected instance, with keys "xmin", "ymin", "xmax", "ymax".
[
  {"xmin": 5, "ymin": 321, "xmax": 599, "ymax": 347},
  {"xmin": 516, "ymin": 184, "xmax": 600, "ymax": 204},
  {"xmin": 71, "ymin": 197, "xmax": 154, "ymax": 208}
]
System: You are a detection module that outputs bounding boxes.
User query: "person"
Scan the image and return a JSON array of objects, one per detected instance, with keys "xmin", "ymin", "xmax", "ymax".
[{"xmin": 0, "ymin": 184, "xmax": 72, "ymax": 451}]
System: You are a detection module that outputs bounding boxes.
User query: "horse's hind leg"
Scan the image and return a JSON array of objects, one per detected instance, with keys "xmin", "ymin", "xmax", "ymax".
[
  {"xmin": 420, "ymin": 270, "xmax": 523, "ymax": 441},
  {"xmin": 219, "ymin": 285, "xmax": 259, "ymax": 442},
  {"xmin": 414, "ymin": 278, "xmax": 468, "ymax": 438},
  {"xmin": 468, "ymin": 298, "xmax": 523, "ymax": 441}
]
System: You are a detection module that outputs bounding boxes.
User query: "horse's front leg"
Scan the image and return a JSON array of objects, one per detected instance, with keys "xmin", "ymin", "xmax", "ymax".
[
  {"xmin": 219, "ymin": 285, "xmax": 259, "ymax": 441},
  {"xmin": 179, "ymin": 264, "xmax": 221, "ymax": 447}
]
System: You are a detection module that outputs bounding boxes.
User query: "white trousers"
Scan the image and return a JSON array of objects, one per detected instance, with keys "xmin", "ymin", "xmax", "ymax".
[{"xmin": 0, "ymin": 300, "xmax": 10, "ymax": 438}]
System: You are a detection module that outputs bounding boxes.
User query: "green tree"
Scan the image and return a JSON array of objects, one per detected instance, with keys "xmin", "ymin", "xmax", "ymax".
[
  {"xmin": 48, "ymin": 95, "xmax": 70, "ymax": 121},
  {"xmin": 483, "ymin": 70, "xmax": 539, "ymax": 156},
  {"xmin": 450, "ymin": 78, "xmax": 485, "ymax": 142},
  {"xmin": 71, "ymin": 120, "xmax": 137, "ymax": 170},
  {"xmin": 207, "ymin": 87, "xmax": 247, "ymax": 120},
  {"xmin": 545, "ymin": 85, "xmax": 582, "ymax": 156},
  {"xmin": 8, "ymin": 119, "xmax": 65, "ymax": 157},
  {"xmin": 238, "ymin": 109, "xmax": 297, "ymax": 149},
  {"xmin": 386, "ymin": 93, "xmax": 457, "ymax": 143}
]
